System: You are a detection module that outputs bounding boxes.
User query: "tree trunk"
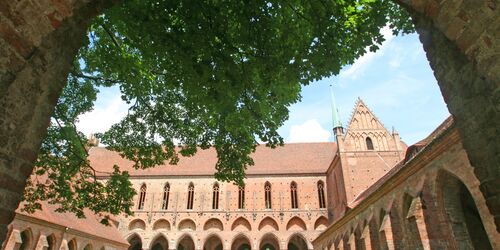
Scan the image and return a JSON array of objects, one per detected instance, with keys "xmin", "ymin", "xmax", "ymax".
[{"xmin": 0, "ymin": 0, "xmax": 118, "ymax": 244}]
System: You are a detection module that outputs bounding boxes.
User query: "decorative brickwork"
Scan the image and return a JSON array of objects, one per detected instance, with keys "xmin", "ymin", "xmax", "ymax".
[
  {"xmin": 313, "ymin": 121, "xmax": 500, "ymax": 250},
  {"xmin": 0, "ymin": 0, "xmax": 498, "ymax": 245}
]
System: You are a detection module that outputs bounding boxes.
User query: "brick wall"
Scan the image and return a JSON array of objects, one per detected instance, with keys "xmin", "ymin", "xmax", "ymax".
[
  {"xmin": 0, "ymin": 0, "xmax": 498, "ymax": 244},
  {"xmin": 397, "ymin": 0, "xmax": 500, "ymax": 231},
  {"xmin": 313, "ymin": 127, "xmax": 500, "ymax": 249}
]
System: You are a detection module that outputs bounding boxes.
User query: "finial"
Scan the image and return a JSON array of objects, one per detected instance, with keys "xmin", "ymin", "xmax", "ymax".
[{"xmin": 330, "ymin": 85, "xmax": 342, "ymax": 129}]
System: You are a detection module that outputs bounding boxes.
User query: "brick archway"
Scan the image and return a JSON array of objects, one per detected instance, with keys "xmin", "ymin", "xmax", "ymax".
[{"xmin": 0, "ymin": 0, "xmax": 498, "ymax": 244}]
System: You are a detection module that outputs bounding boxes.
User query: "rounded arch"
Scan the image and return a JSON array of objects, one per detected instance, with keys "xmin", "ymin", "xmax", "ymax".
[
  {"xmin": 19, "ymin": 228, "xmax": 33, "ymax": 250},
  {"xmin": 153, "ymin": 219, "xmax": 171, "ymax": 231},
  {"xmin": 149, "ymin": 233, "xmax": 169, "ymax": 250},
  {"xmin": 258, "ymin": 217, "xmax": 279, "ymax": 231},
  {"xmin": 128, "ymin": 218, "xmax": 146, "ymax": 231},
  {"xmin": 437, "ymin": 170, "xmax": 493, "ymax": 249},
  {"xmin": 177, "ymin": 234, "xmax": 196, "ymax": 250},
  {"xmin": 231, "ymin": 217, "xmax": 252, "ymax": 231},
  {"xmin": 203, "ymin": 218, "xmax": 224, "ymax": 231},
  {"xmin": 203, "ymin": 234, "xmax": 223, "ymax": 250},
  {"xmin": 83, "ymin": 243, "xmax": 93, "ymax": 250},
  {"xmin": 67, "ymin": 238, "xmax": 77, "ymax": 250},
  {"xmin": 178, "ymin": 218, "xmax": 196, "ymax": 231},
  {"xmin": 286, "ymin": 216, "xmax": 307, "ymax": 231},
  {"xmin": 287, "ymin": 233, "xmax": 309, "ymax": 250},
  {"xmin": 259, "ymin": 233, "xmax": 280, "ymax": 250},
  {"xmin": 126, "ymin": 233, "xmax": 143, "ymax": 250},
  {"xmin": 314, "ymin": 216, "xmax": 328, "ymax": 230},
  {"xmin": 231, "ymin": 233, "xmax": 252, "ymax": 250}
]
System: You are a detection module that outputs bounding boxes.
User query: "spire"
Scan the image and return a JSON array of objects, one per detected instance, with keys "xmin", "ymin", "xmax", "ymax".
[{"xmin": 330, "ymin": 86, "xmax": 342, "ymax": 129}]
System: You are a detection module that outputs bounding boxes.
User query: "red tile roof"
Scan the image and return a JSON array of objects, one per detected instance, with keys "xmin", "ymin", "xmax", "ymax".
[
  {"xmin": 16, "ymin": 202, "xmax": 128, "ymax": 245},
  {"xmin": 90, "ymin": 142, "xmax": 337, "ymax": 177}
]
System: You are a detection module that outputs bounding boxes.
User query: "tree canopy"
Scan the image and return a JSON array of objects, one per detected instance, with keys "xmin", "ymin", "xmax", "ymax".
[{"xmin": 23, "ymin": 0, "xmax": 412, "ymax": 221}]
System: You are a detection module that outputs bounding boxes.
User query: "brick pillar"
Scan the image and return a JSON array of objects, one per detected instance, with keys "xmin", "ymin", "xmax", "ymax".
[
  {"xmin": 407, "ymin": 196, "xmax": 431, "ymax": 250},
  {"xmin": 396, "ymin": 0, "xmax": 500, "ymax": 232},
  {"xmin": 34, "ymin": 234, "xmax": 48, "ymax": 250},
  {"xmin": 361, "ymin": 225, "xmax": 372, "ymax": 250},
  {"xmin": 379, "ymin": 214, "xmax": 395, "ymax": 250},
  {"xmin": 0, "ymin": 0, "xmax": 117, "ymax": 243},
  {"xmin": 336, "ymin": 238, "xmax": 344, "ymax": 250},
  {"xmin": 347, "ymin": 233, "xmax": 355, "ymax": 250}
]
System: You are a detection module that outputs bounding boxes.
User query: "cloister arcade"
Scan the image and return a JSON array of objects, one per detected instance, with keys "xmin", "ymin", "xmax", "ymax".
[{"xmin": 313, "ymin": 126, "xmax": 500, "ymax": 249}]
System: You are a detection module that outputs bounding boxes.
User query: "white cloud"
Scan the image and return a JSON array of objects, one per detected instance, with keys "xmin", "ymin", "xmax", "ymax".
[
  {"xmin": 339, "ymin": 26, "xmax": 395, "ymax": 80},
  {"xmin": 76, "ymin": 96, "xmax": 129, "ymax": 136},
  {"xmin": 287, "ymin": 119, "xmax": 331, "ymax": 143}
]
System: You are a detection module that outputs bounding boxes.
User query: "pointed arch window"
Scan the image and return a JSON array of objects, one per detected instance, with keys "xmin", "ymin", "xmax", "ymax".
[
  {"xmin": 290, "ymin": 181, "xmax": 298, "ymax": 209},
  {"xmin": 318, "ymin": 181, "xmax": 326, "ymax": 209},
  {"xmin": 265, "ymin": 182, "xmax": 272, "ymax": 209},
  {"xmin": 162, "ymin": 183, "xmax": 170, "ymax": 210},
  {"xmin": 187, "ymin": 183, "xmax": 194, "ymax": 210},
  {"xmin": 366, "ymin": 137, "xmax": 374, "ymax": 150},
  {"xmin": 238, "ymin": 184, "xmax": 245, "ymax": 209},
  {"xmin": 138, "ymin": 184, "xmax": 147, "ymax": 210},
  {"xmin": 212, "ymin": 183, "xmax": 220, "ymax": 209}
]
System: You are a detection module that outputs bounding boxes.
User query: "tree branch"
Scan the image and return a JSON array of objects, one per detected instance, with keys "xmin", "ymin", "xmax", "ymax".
[
  {"xmin": 101, "ymin": 24, "xmax": 121, "ymax": 48},
  {"xmin": 74, "ymin": 73, "xmax": 122, "ymax": 84}
]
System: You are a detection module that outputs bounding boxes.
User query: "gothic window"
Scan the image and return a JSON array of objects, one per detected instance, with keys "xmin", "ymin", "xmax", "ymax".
[
  {"xmin": 318, "ymin": 181, "xmax": 326, "ymax": 208},
  {"xmin": 212, "ymin": 183, "xmax": 220, "ymax": 209},
  {"xmin": 238, "ymin": 184, "xmax": 245, "ymax": 209},
  {"xmin": 265, "ymin": 182, "xmax": 272, "ymax": 209},
  {"xmin": 366, "ymin": 137, "xmax": 374, "ymax": 150},
  {"xmin": 138, "ymin": 184, "xmax": 147, "ymax": 210},
  {"xmin": 162, "ymin": 183, "xmax": 170, "ymax": 210},
  {"xmin": 290, "ymin": 181, "xmax": 298, "ymax": 209},
  {"xmin": 187, "ymin": 182, "xmax": 194, "ymax": 210}
]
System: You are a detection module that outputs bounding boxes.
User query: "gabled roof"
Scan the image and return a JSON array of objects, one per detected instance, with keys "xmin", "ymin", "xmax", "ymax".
[
  {"xmin": 344, "ymin": 97, "xmax": 389, "ymax": 134},
  {"xmin": 90, "ymin": 142, "xmax": 337, "ymax": 177}
]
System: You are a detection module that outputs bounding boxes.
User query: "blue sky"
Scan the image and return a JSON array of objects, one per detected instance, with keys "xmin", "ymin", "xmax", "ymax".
[{"xmin": 77, "ymin": 29, "xmax": 450, "ymax": 146}]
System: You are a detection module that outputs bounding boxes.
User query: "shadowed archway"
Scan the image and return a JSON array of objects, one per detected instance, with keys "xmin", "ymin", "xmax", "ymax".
[
  {"xmin": 178, "ymin": 234, "xmax": 195, "ymax": 250},
  {"xmin": 287, "ymin": 234, "xmax": 308, "ymax": 250},
  {"xmin": 127, "ymin": 233, "xmax": 142, "ymax": 250},
  {"xmin": 260, "ymin": 233, "xmax": 279, "ymax": 250},
  {"xmin": 203, "ymin": 234, "xmax": 223, "ymax": 250},
  {"xmin": 231, "ymin": 234, "xmax": 252, "ymax": 250},
  {"xmin": 438, "ymin": 170, "xmax": 493, "ymax": 249},
  {"xmin": 150, "ymin": 234, "xmax": 169, "ymax": 250}
]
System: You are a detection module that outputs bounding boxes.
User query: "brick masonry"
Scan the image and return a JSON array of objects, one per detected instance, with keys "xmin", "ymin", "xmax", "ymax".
[
  {"xmin": 313, "ymin": 126, "xmax": 500, "ymax": 250},
  {"xmin": 0, "ymin": 0, "xmax": 498, "ymax": 244}
]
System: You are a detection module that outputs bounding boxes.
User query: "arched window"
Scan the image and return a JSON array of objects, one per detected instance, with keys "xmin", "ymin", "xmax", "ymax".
[
  {"xmin": 138, "ymin": 184, "xmax": 147, "ymax": 210},
  {"xmin": 212, "ymin": 183, "xmax": 220, "ymax": 209},
  {"xmin": 19, "ymin": 229, "xmax": 32, "ymax": 250},
  {"xmin": 317, "ymin": 181, "xmax": 326, "ymax": 208},
  {"xmin": 187, "ymin": 182, "xmax": 194, "ymax": 210},
  {"xmin": 265, "ymin": 182, "xmax": 272, "ymax": 209},
  {"xmin": 47, "ymin": 234, "xmax": 56, "ymax": 250},
  {"xmin": 290, "ymin": 181, "xmax": 298, "ymax": 209},
  {"xmin": 162, "ymin": 183, "xmax": 170, "ymax": 210},
  {"xmin": 238, "ymin": 184, "xmax": 245, "ymax": 209},
  {"xmin": 366, "ymin": 137, "xmax": 374, "ymax": 150}
]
